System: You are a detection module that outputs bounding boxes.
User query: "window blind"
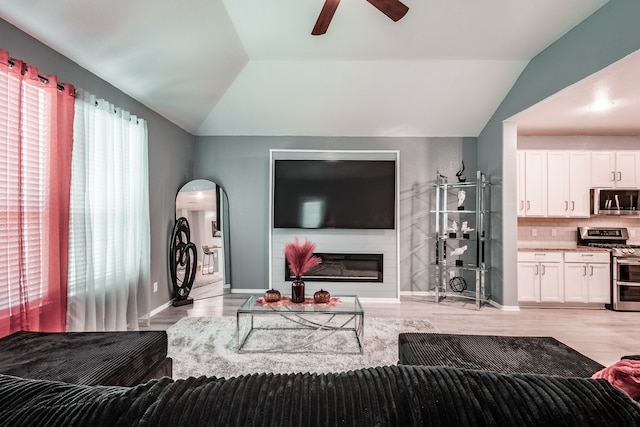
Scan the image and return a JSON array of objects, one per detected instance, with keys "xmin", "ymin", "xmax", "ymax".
[{"xmin": 0, "ymin": 63, "xmax": 48, "ymax": 316}]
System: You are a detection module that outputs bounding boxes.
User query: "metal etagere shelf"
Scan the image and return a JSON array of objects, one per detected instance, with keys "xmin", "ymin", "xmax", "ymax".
[{"xmin": 432, "ymin": 170, "xmax": 490, "ymax": 309}]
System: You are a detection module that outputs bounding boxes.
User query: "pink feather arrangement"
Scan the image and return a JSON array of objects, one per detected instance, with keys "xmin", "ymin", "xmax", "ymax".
[{"xmin": 285, "ymin": 237, "xmax": 322, "ymax": 278}]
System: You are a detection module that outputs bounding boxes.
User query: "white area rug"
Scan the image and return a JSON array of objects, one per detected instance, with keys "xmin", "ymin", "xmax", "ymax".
[{"xmin": 166, "ymin": 316, "xmax": 438, "ymax": 379}]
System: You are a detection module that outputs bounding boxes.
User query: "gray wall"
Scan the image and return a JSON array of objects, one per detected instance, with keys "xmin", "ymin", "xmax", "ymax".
[
  {"xmin": 194, "ymin": 136, "xmax": 476, "ymax": 294},
  {"xmin": 0, "ymin": 19, "xmax": 195, "ymax": 314},
  {"xmin": 477, "ymin": 0, "xmax": 640, "ymax": 306}
]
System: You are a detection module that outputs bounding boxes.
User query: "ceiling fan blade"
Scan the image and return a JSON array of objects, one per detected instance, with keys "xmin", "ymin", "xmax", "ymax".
[
  {"xmin": 366, "ymin": 0, "xmax": 409, "ymax": 21},
  {"xmin": 312, "ymin": 0, "xmax": 341, "ymax": 35}
]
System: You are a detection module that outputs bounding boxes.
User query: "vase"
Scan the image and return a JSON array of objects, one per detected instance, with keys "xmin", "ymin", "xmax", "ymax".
[{"xmin": 291, "ymin": 277, "xmax": 305, "ymax": 303}]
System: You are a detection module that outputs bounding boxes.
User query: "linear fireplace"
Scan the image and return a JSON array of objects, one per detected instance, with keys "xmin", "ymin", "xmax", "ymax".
[{"xmin": 285, "ymin": 253, "xmax": 383, "ymax": 283}]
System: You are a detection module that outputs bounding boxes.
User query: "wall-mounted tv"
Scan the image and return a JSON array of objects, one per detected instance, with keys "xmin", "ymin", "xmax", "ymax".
[{"xmin": 273, "ymin": 159, "xmax": 396, "ymax": 229}]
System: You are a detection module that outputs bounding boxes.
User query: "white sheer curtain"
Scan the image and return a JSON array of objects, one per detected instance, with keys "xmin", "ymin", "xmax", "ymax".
[{"xmin": 67, "ymin": 89, "xmax": 151, "ymax": 331}]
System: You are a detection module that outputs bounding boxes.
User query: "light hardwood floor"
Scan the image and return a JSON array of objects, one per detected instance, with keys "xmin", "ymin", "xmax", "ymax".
[{"xmin": 149, "ymin": 292, "xmax": 640, "ymax": 367}]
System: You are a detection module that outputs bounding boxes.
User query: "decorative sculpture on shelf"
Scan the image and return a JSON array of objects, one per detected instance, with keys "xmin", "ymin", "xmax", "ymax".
[
  {"xmin": 447, "ymin": 221, "xmax": 458, "ymax": 238},
  {"xmin": 450, "ymin": 245, "xmax": 468, "ymax": 257},
  {"xmin": 457, "ymin": 190, "xmax": 466, "ymax": 210},
  {"xmin": 450, "ymin": 245, "xmax": 468, "ymax": 266},
  {"xmin": 169, "ymin": 217, "xmax": 197, "ymax": 306},
  {"xmin": 456, "ymin": 161, "xmax": 467, "ymax": 182},
  {"xmin": 448, "ymin": 276, "xmax": 468, "ymax": 293},
  {"xmin": 461, "ymin": 221, "xmax": 474, "ymax": 238}
]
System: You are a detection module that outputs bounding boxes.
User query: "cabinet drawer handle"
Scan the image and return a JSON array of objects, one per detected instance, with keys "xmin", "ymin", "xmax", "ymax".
[
  {"xmin": 583, "ymin": 265, "xmax": 587, "ymax": 276},
  {"xmin": 571, "ymin": 201, "xmax": 575, "ymax": 211},
  {"xmin": 564, "ymin": 201, "xmax": 568, "ymax": 211},
  {"xmin": 527, "ymin": 201, "xmax": 530, "ymax": 211},
  {"xmin": 535, "ymin": 265, "xmax": 539, "ymax": 275},
  {"xmin": 611, "ymin": 171, "xmax": 616, "ymax": 182},
  {"xmin": 541, "ymin": 265, "xmax": 546, "ymax": 275},
  {"xmin": 618, "ymin": 171, "xmax": 622, "ymax": 181},
  {"xmin": 590, "ymin": 265, "xmax": 594, "ymax": 276},
  {"xmin": 520, "ymin": 200, "xmax": 524, "ymax": 211}
]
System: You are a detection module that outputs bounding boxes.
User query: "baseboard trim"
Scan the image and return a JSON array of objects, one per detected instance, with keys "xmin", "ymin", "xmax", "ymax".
[
  {"xmin": 400, "ymin": 291, "xmax": 431, "ymax": 297},
  {"xmin": 488, "ymin": 300, "xmax": 520, "ymax": 311},
  {"xmin": 231, "ymin": 288, "xmax": 264, "ymax": 294},
  {"xmin": 150, "ymin": 300, "xmax": 172, "ymax": 317},
  {"xmin": 400, "ymin": 290, "xmax": 515, "ymax": 310},
  {"xmin": 359, "ymin": 297, "xmax": 400, "ymax": 304}
]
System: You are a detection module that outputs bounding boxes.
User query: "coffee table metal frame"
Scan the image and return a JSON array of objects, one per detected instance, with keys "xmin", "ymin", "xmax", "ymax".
[{"xmin": 236, "ymin": 294, "xmax": 364, "ymax": 354}]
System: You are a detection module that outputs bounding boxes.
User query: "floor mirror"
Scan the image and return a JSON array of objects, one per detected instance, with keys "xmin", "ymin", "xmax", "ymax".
[{"xmin": 175, "ymin": 179, "xmax": 231, "ymax": 300}]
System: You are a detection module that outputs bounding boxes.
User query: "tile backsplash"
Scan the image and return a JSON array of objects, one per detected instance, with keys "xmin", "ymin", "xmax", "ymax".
[{"xmin": 518, "ymin": 217, "xmax": 640, "ymax": 247}]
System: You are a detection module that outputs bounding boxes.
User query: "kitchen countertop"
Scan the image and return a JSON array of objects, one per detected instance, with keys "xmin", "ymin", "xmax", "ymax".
[{"xmin": 518, "ymin": 245, "xmax": 610, "ymax": 253}]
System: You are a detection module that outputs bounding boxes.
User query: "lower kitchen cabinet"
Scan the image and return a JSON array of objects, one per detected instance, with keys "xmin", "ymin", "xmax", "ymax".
[
  {"xmin": 563, "ymin": 252, "xmax": 611, "ymax": 303},
  {"xmin": 517, "ymin": 252, "xmax": 564, "ymax": 303}
]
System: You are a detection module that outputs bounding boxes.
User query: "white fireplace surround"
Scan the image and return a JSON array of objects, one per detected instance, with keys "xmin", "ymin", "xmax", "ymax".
[{"xmin": 268, "ymin": 149, "xmax": 400, "ymax": 300}]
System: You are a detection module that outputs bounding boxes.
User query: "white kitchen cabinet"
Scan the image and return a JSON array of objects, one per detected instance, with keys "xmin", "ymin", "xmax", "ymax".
[
  {"xmin": 517, "ymin": 262, "xmax": 539, "ymax": 302},
  {"xmin": 517, "ymin": 151, "xmax": 547, "ymax": 217},
  {"xmin": 546, "ymin": 151, "xmax": 590, "ymax": 218},
  {"xmin": 517, "ymin": 252, "xmax": 563, "ymax": 303},
  {"xmin": 591, "ymin": 151, "xmax": 639, "ymax": 188},
  {"xmin": 517, "ymin": 151, "xmax": 525, "ymax": 216},
  {"xmin": 563, "ymin": 252, "xmax": 611, "ymax": 304},
  {"xmin": 568, "ymin": 152, "xmax": 592, "ymax": 216},
  {"xmin": 564, "ymin": 263, "xmax": 588, "ymax": 302},
  {"xmin": 591, "ymin": 152, "xmax": 614, "ymax": 187},
  {"xmin": 588, "ymin": 263, "xmax": 611, "ymax": 303}
]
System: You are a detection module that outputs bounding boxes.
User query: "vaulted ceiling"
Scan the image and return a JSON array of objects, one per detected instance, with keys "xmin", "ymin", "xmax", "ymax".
[{"xmin": 0, "ymin": 0, "xmax": 611, "ymax": 137}]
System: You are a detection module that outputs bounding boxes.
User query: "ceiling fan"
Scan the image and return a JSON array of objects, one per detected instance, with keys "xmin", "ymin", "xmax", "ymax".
[{"xmin": 312, "ymin": 0, "xmax": 409, "ymax": 36}]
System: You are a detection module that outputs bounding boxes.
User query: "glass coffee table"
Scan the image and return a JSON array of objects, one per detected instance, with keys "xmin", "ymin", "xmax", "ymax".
[{"xmin": 236, "ymin": 294, "xmax": 364, "ymax": 353}]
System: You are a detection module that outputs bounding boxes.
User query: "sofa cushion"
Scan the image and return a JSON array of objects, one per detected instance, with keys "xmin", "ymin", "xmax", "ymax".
[
  {"xmin": 0, "ymin": 365, "xmax": 638, "ymax": 426},
  {"xmin": 0, "ymin": 331, "xmax": 170, "ymax": 386}
]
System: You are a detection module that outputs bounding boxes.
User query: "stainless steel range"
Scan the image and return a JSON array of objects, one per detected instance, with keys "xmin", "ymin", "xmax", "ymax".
[{"xmin": 578, "ymin": 227, "xmax": 640, "ymax": 311}]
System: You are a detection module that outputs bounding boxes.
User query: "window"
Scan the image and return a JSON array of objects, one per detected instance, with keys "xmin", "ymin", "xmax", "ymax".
[{"xmin": 0, "ymin": 50, "xmax": 74, "ymax": 337}]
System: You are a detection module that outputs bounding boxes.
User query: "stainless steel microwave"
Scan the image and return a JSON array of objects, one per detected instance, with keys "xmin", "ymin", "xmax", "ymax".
[{"xmin": 592, "ymin": 188, "xmax": 640, "ymax": 215}]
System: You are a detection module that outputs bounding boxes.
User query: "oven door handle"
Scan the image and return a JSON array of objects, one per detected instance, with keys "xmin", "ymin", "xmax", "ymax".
[
  {"xmin": 615, "ymin": 259, "xmax": 640, "ymax": 265},
  {"xmin": 617, "ymin": 281, "xmax": 640, "ymax": 287}
]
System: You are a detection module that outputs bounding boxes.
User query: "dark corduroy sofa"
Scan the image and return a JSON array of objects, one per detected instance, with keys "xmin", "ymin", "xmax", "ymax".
[{"xmin": 1, "ymin": 365, "xmax": 639, "ymax": 426}]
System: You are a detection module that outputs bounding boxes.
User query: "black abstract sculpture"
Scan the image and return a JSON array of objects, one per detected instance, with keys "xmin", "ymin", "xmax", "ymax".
[
  {"xmin": 456, "ymin": 161, "xmax": 467, "ymax": 182},
  {"xmin": 169, "ymin": 217, "xmax": 197, "ymax": 306}
]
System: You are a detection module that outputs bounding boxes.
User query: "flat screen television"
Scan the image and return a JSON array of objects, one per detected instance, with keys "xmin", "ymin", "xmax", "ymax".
[{"xmin": 273, "ymin": 159, "xmax": 396, "ymax": 229}]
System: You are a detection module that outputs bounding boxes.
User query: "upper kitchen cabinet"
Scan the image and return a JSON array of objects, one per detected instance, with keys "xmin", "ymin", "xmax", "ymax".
[
  {"xmin": 591, "ymin": 151, "xmax": 639, "ymax": 188},
  {"xmin": 517, "ymin": 151, "xmax": 547, "ymax": 217},
  {"xmin": 546, "ymin": 151, "xmax": 590, "ymax": 218}
]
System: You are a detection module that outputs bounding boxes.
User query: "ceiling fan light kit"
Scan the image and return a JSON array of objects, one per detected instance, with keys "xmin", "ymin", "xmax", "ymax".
[{"xmin": 312, "ymin": 0, "xmax": 409, "ymax": 36}]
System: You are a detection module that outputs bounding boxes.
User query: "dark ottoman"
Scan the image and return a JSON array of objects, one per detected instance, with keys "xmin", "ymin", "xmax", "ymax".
[
  {"xmin": 398, "ymin": 332, "xmax": 604, "ymax": 377},
  {"xmin": 0, "ymin": 330, "xmax": 171, "ymax": 386}
]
